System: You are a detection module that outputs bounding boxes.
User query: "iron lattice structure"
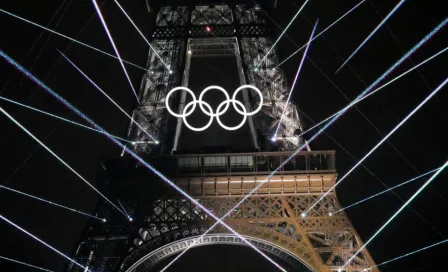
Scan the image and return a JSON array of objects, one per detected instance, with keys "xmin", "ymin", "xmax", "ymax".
[{"xmin": 68, "ymin": 3, "xmax": 379, "ymax": 272}]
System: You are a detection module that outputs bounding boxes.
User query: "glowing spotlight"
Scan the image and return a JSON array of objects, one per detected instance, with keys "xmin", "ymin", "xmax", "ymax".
[
  {"xmin": 256, "ymin": 0, "xmax": 311, "ymax": 68},
  {"xmin": 0, "ymin": 95, "xmax": 132, "ymax": 144},
  {"xmin": 305, "ymin": 77, "xmax": 448, "ymax": 215},
  {"xmin": 337, "ymin": 269, "xmax": 342, "ymax": 272},
  {"xmin": 0, "ymin": 214, "xmax": 87, "ymax": 271},
  {"xmin": 59, "ymin": 52, "xmax": 157, "ymax": 142},
  {"xmin": 155, "ymin": 140, "xmax": 160, "ymax": 145},
  {"xmin": 271, "ymin": 68, "xmax": 276, "ymax": 71},
  {"xmin": 271, "ymin": 137, "xmax": 276, "ymax": 142},
  {"xmin": 169, "ymin": 70, "xmax": 173, "ymax": 74},
  {"xmin": 0, "ymin": 184, "xmax": 104, "ymax": 222},
  {"xmin": 342, "ymin": 159, "xmax": 448, "ymax": 269},
  {"xmin": 205, "ymin": 26, "xmax": 211, "ymax": 32},
  {"xmin": 254, "ymin": 67, "xmax": 259, "ymax": 72},
  {"xmin": 273, "ymin": 19, "xmax": 318, "ymax": 140},
  {"xmin": 0, "ymin": 255, "xmax": 54, "ymax": 272},
  {"xmin": 0, "ymin": 8, "xmax": 145, "ymax": 71},
  {"xmin": 112, "ymin": 0, "xmax": 170, "ymax": 70},
  {"xmin": 336, "ymin": 0, "xmax": 407, "ymax": 73},
  {"xmin": 301, "ymin": 213, "xmax": 306, "ymax": 218},
  {"xmin": 276, "ymin": 0, "xmax": 367, "ymax": 68},
  {"xmin": 128, "ymin": 217, "xmax": 133, "ymax": 222},
  {"xmin": 328, "ymin": 212, "xmax": 333, "ymax": 216},
  {"xmin": 91, "ymin": 0, "xmax": 139, "ymax": 103},
  {"xmin": 188, "ymin": 50, "xmax": 192, "ymax": 55},
  {"xmin": 102, "ymin": 218, "xmax": 107, "ymax": 223}
]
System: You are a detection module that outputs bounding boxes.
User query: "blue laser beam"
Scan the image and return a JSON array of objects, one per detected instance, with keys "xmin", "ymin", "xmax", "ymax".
[
  {"xmin": 0, "ymin": 255, "xmax": 54, "ymax": 272},
  {"xmin": 332, "ymin": 168, "xmax": 440, "ymax": 215},
  {"xmin": 91, "ymin": 0, "xmax": 139, "ymax": 103},
  {"xmin": 59, "ymin": 51, "xmax": 158, "ymax": 143},
  {"xmin": 306, "ymin": 76, "xmax": 448, "ymax": 214},
  {"xmin": 0, "ymin": 106, "xmax": 128, "ymax": 219},
  {"xmin": 276, "ymin": 0, "xmax": 367, "ymax": 68},
  {"xmin": 273, "ymin": 19, "xmax": 318, "ymax": 139},
  {"xmin": 335, "ymin": 0, "xmax": 407, "ymax": 73},
  {"xmin": 297, "ymin": 45, "xmax": 448, "ymax": 139},
  {"xmin": 159, "ymin": 20, "xmax": 448, "ymax": 266},
  {"xmin": 371, "ymin": 238, "xmax": 448, "ymax": 268},
  {"xmin": 0, "ymin": 51, "xmax": 286, "ymax": 272},
  {"xmin": 0, "ymin": 214, "xmax": 87, "ymax": 271},
  {"xmin": 256, "ymin": 0, "xmax": 310, "ymax": 68},
  {"xmin": 0, "ymin": 8, "xmax": 146, "ymax": 71},
  {"xmin": 0, "ymin": 95, "xmax": 133, "ymax": 144},
  {"xmin": 0, "ymin": 184, "xmax": 105, "ymax": 222},
  {"xmin": 113, "ymin": 0, "xmax": 170, "ymax": 71},
  {"xmin": 343, "ymin": 159, "xmax": 448, "ymax": 268}
]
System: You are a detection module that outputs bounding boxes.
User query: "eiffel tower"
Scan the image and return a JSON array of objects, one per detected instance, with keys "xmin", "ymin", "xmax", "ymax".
[{"xmin": 68, "ymin": 2, "xmax": 378, "ymax": 271}]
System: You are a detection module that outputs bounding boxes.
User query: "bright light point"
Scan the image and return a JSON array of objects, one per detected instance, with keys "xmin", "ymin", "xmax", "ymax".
[
  {"xmin": 271, "ymin": 137, "xmax": 276, "ymax": 142},
  {"xmin": 128, "ymin": 217, "xmax": 133, "ymax": 222},
  {"xmin": 155, "ymin": 141, "xmax": 160, "ymax": 145},
  {"xmin": 272, "ymin": 68, "xmax": 276, "ymax": 71},
  {"xmin": 338, "ymin": 269, "xmax": 342, "ymax": 272},
  {"xmin": 205, "ymin": 26, "xmax": 211, "ymax": 32},
  {"xmin": 132, "ymin": 142, "xmax": 136, "ymax": 145},
  {"xmin": 102, "ymin": 218, "xmax": 107, "ymax": 223},
  {"xmin": 301, "ymin": 212, "xmax": 306, "ymax": 218},
  {"xmin": 188, "ymin": 50, "xmax": 192, "ymax": 55},
  {"xmin": 254, "ymin": 68, "xmax": 258, "ymax": 72},
  {"xmin": 329, "ymin": 212, "xmax": 333, "ymax": 216},
  {"xmin": 169, "ymin": 70, "xmax": 173, "ymax": 74}
]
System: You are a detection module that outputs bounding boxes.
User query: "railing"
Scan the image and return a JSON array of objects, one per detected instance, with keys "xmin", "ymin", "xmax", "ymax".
[{"xmin": 174, "ymin": 150, "xmax": 336, "ymax": 177}]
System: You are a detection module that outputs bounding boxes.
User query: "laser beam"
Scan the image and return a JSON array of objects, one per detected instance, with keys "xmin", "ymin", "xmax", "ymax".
[
  {"xmin": 0, "ymin": 8, "xmax": 146, "ymax": 71},
  {"xmin": 113, "ymin": 0, "xmax": 170, "ymax": 71},
  {"xmin": 0, "ymin": 184, "xmax": 105, "ymax": 221},
  {"xmin": 256, "ymin": 0, "xmax": 310, "ymax": 68},
  {"xmin": 332, "ymin": 168, "xmax": 440, "ymax": 214},
  {"xmin": 59, "ymin": 51, "xmax": 158, "ymax": 142},
  {"xmin": 335, "ymin": 0, "xmax": 407, "ymax": 73},
  {"xmin": 91, "ymin": 0, "xmax": 139, "ymax": 103},
  {"xmin": 276, "ymin": 0, "xmax": 367, "ymax": 68},
  {"xmin": 0, "ymin": 214, "xmax": 87, "ymax": 271},
  {"xmin": 157, "ymin": 20, "xmax": 448, "ymax": 268},
  {"xmin": 273, "ymin": 19, "xmax": 318, "ymax": 140},
  {"xmin": 0, "ymin": 51, "xmax": 286, "ymax": 272},
  {"xmin": 371, "ymin": 238, "xmax": 448, "ymax": 268},
  {"xmin": 342, "ymin": 159, "xmax": 448, "ymax": 269},
  {"xmin": 0, "ymin": 95, "xmax": 132, "ymax": 144},
  {"xmin": 305, "ymin": 76, "xmax": 448, "ymax": 214},
  {"xmin": 0, "ymin": 255, "xmax": 54, "ymax": 272},
  {"xmin": 0, "ymin": 106, "xmax": 127, "ymax": 219},
  {"xmin": 297, "ymin": 45, "xmax": 448, "ymax": 139}
]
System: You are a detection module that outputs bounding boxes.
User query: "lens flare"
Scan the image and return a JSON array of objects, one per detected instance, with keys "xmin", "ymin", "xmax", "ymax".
[
  {"xmin": 335, "ymin": 0, "xmax": 408, "ymax": 73},
  {"xmin": 256, "ymin": 0, "xmax": 310, "ymax": 68},
  {"xmin": 0, "ymin": 8, "xmax": 146, "ymax": 71},
  {"xmin": 273, "ymin": 19, "xmax": 318, "ymax": 139},
  {"xmin": 91, "ymin": 0, "xmax": 139, "ymax": 103},
  {"xmin": 0, "ymin": 255, "xmax": 54, "ymax": 272},
  {"xmin": 0, "ymin": 184, "xmax": 104, "ymax": 221},
  {"xmin": 0, "ymin": 95, "xmax": 132, "ymax": 143},
  {"xmin": 343, "ymin": 159, "xmax": 448, "ymax": 268},
  {"xmin": 276, "ymin": 0, "xmax": 367, "ymax": 68},
  {"xmin": 0, "ymin": 214, "xmax": 87, "ymax": 271},
  {"xmin": 59, "ymin": 51, "xmax": 157, "ymax": 142},
  {"xmin": 305, "ymin": 77, "xmax": 448, "ymax": 214},
  {"xmin": 0, "ymin": 50, "xmax": 286, "ymax": 272}
]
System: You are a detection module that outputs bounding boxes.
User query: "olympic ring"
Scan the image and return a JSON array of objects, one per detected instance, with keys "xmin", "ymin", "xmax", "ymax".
[{"xmin": 165, "ymin": 85, "xmax": 263, "ymax": 132}]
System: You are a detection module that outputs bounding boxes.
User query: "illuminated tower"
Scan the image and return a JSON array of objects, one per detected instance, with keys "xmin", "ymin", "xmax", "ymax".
[{"xmin": 68, "ymin": 2, "xmax": 378, "ymax": 271}]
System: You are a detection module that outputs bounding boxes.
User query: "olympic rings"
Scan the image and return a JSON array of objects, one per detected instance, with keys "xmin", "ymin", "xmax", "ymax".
[{"xmin": 165, "ymin": 85, "xmax": 263, "ymax": 132}]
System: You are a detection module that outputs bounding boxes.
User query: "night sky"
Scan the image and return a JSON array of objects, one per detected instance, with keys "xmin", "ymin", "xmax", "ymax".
[{"xmin": 0, "ymin": 0, "xmax": 447, "ymax": 271}]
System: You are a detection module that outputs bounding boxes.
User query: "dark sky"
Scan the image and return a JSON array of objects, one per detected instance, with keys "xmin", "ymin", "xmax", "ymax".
[{"xmin": 0, "ymin": 0, "xmax": 447, "ymax": 271}]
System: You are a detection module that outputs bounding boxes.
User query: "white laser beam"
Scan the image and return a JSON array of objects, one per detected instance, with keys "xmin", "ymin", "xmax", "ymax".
[
  {"xmin": 91, "ymin": 0, "xmax": 139, "ymax": 103},
  {"xmin": 0, "ymin": 255, "xmax": 54, "ymax": 272}
]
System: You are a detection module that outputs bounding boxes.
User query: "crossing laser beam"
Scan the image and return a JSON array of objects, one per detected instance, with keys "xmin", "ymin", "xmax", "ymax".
[
  {"xmin": 113, "ymin": 0, "xmax": 170, "ymax": 70},
  {"xmin": 0, "ymin": 51, "xmax": 286, "ymax": 272},
  {"xmin": 256, "ymin": 0, "xmax": 310, "ymax": 68},
  {"xmin": 305, "ymin": 76, "xmax": 448, "ymax": 214},
  {"xmin": 91, "ymin": 0, "xmax": 139, "ymax": 103},
  {"xmin": 343, "ymin": 159, "xmax": 448, "ymax": 268},
  {"xmin": 0, "ymin": 106, "xmax": 127, "ymax": 219},
  {"xmin": 332, "ymin": 168, "xmax": 440, "ymax": 214},
  {"xmin": 0, "ymin": 214, "xmax": 87, "ymax": 271},
  {"xmin": 371, "ymin": 238, "xmax": 448, "ymax": 268},
  {"xmin": 335, "ymin": 0, "xmax": 407, "ymax": 73},
  {"xmin": 0, "ymin": 184, "xmax": 105, "ymax": 221},
  {"xmin": 0, "ymin": 8, "xmax": 146, "ymax": 71},
  {"xmin": 273, "ymin": 19, "xmax": 318, "ymax": 140},
  {"xmin": 59, "ymin": 51, "xmax": 158, "ymax": 142},
  {"xmin": 297, "ymin": 45, "xmax": 448, "ymax": 139},
  {"xmin": 158, "ymin": 20, "xmax": 448, "ymax": 268},
  {"xmin": 0, "ymin": 95, "xmax": 133, "ymax": 144},
  {"xmin": 0, "ymin": 255, "xmax": 54, "ymax": 272},
  {"xmin": 276, "ymin": 0, "xmax": 367, "ymax": 68}
]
